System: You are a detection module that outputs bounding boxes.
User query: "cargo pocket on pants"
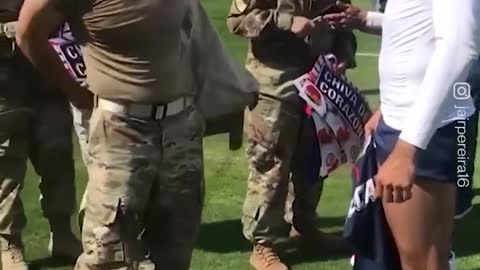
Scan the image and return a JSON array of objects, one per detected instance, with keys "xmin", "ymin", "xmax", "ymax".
[
  {"xmin": 242, "ymin": 201, "xmax": 264, "ymax": 242},
  {"xmin": 83, "ymin": 196, "xmax": 126, "ymax": 266}
]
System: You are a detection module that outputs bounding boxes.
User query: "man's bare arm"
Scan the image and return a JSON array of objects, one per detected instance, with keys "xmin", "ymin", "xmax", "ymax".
[
  {"xmin": 16, "ymin": 0, "xmax": 92, "ymax": 109},
  {"xmin": 322, "ymin": 4, "xmax": 383, "ymax": 36}
]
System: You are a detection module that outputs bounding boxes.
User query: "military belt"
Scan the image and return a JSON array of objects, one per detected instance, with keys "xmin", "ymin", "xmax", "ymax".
[{"xmin": 95, "ymin": 96, "xmax": 194, "ymax": 120}]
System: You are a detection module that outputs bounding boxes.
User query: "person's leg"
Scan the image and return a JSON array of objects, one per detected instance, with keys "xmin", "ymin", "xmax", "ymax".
[
  {"xmin": 286, "ymin": 117, "xmax": 322, "ymax": 235},
  {"xmin": 0, "ymin": 93, "xmax": 31, "ymax": 269},
  {"xmin": 0, "ymin": 130, "xmax": 29, "ymax": 270},
  {"xmin": 70, "ymin": 103, "xmax": 91, "ymax": 166},
  {"xmin": 70, "ymin": 104, "xmax": 92, "ymax": 230},
  {"xmin": 286, "ymin": 179, "xmax": 324, "ymax": 240},
  {"xmin": 0, "ymin": 53, "xmax": 35, "ymax": 269},
  {"xmin": 374, "ymin": 116, "xmax": 469, "ymax": 270},
  {"xmin": 74, "ymin": 108, "xmax": 156, "ymax": 270},
  {"xmin": 145, "ymin": 106, "xmax": 205, "ymax": 270},
  {"xmin": 286, "ymin": 116, "xmax": 346, "ymax": 251},
  {"xmin": 242, "ymin": 86, "xmax": 303, "ymax": 270},
  {"xmin": 28, "ymin": 93, "xmax": 81, "ymax": 258},
  {"xmin": 383, "ymin": 180, "xmax": 455, "ymax": 270}
]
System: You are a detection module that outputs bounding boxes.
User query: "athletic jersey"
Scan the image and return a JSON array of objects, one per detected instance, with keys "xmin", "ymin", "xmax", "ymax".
[{"xmin": 378, "ymin": 0, "xmax": 480, "ymax": 149}]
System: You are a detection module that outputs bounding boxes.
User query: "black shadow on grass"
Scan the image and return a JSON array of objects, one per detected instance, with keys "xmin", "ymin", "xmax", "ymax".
[
  {"xmin": 454, "ymin": 203, "xmax": 480, "ymax": 258},
  {"xmin": 281, "ymin": 229, "xmax": 352, "ymax": 267},
  {"xmin": 29, "ymin": 256, "xmax": 76, "ymax": 270},
  {"xmin": 474, "ymin": 188, "xmax": 479, "ymax": 196},
  {"xmin": 196, "ymin": 219, "xmax": 250, "ymax": 253},
  {"xmin": 316, "ymin": 215, "xmax": 347, "ymax": 229},
  {"xmin": 196, "ymin": 216, "xmax": 347, "ymax": 254}
]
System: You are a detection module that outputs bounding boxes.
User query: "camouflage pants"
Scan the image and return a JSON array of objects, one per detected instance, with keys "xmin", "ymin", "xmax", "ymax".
[
  {"xmin": 0, "ymin": 94, "xmax": 76, "ymax": 239},
  {"xmin": 71, "ymin": 104, "xmax": 92, "ymax": 228},
  {"xmin": 75, "ymin": 105, "xmax": 205, "ymax": 270},
  {"xmin": 71, "ymin": 104, "xmax": 91, "ymax": 165},
  {"xmin": 243, "ymin": 80, "xmax": 324, "ymax": 246}
]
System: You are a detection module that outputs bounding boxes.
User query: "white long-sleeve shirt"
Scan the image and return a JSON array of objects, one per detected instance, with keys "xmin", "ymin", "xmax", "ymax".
[{"xmin": 368, "ymin": 0, "xmax": 480, "ymax": 149}]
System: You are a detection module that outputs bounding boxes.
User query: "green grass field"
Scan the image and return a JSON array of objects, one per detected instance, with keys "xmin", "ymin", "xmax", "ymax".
[{"xmin": 20, "ymin": 0, "xmax": 480, "ymax": 269}]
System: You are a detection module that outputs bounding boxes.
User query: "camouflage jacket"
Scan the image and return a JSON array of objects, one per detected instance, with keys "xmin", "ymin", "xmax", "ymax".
[{"xmin": 227, "ymin": 0, "xmax": 357, "ymax": 72}]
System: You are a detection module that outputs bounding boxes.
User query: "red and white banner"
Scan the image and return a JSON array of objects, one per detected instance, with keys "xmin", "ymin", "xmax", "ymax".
[
  {"xmin": 49, "ymin": 24, "xmax": 90, "ymax": 127},
  {"xmin": 294, "ymin": 55, "xmax": 372, "ymax": 177},
  {"xmin": 49, "ymin": 23, "xmax": 86, "ymax": 85}
]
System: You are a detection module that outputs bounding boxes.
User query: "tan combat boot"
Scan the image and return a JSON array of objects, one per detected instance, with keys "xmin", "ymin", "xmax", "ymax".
[
  {"xmin": 1, "ymin": 237, "xmax": 29, "ymax": 270},
  {"xmin": 249, "ymin": 245, "xmax": 289, "ymax": 270},
  {"xmin": 48, "ymin": 232, "xmax": 82, "ymax": 259}
]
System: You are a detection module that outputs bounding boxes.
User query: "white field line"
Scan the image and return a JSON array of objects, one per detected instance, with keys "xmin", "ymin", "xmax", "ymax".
[{"xmin": 356, "ymin": 52, "xmax": 379, "ymax": 57}]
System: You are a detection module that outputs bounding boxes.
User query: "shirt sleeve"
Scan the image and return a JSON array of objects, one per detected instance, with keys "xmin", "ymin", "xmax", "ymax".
[
  {"xmin": 226, "ymin": 0, "xmax": 297, "ymax": 38},
  {"xmin": 365, "ymin": 11, "xmax": 383, "ymax": 29},
  {"xmin": 398, "ymin": 0, "xmax": 480, "ymax": 149}
]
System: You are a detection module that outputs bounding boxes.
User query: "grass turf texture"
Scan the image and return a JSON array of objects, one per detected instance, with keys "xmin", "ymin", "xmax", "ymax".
[{"xmin": 19, "ymin": 0, "xmax": 479, "ymax": 269}]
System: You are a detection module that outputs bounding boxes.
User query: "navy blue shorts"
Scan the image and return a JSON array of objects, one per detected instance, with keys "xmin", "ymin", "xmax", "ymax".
[{"xmin": 374, "ymin": 115, "xmax": 477, "ymax": 185}]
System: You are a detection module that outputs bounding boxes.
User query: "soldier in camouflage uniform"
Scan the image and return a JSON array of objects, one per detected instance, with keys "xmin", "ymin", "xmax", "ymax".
[
  {"xmin": 227, "ymin": 1, "xmax": 357, "ymax": 269},
  {"xmin": 17, "ymin": 0, "xmax": 257, "ymax": 269},
  {"xmin": 0, "ymin": 4, "xmax": 81, "ymax": 270},
  {"xmin": 18, "ymin": 1, "xmax": 204, "ymax": 270}
]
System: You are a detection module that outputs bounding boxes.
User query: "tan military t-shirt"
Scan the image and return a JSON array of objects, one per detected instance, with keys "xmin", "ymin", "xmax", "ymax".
[{"xmin": 52, "ymin": 0, "xmax": 195, "ymax": 103}]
